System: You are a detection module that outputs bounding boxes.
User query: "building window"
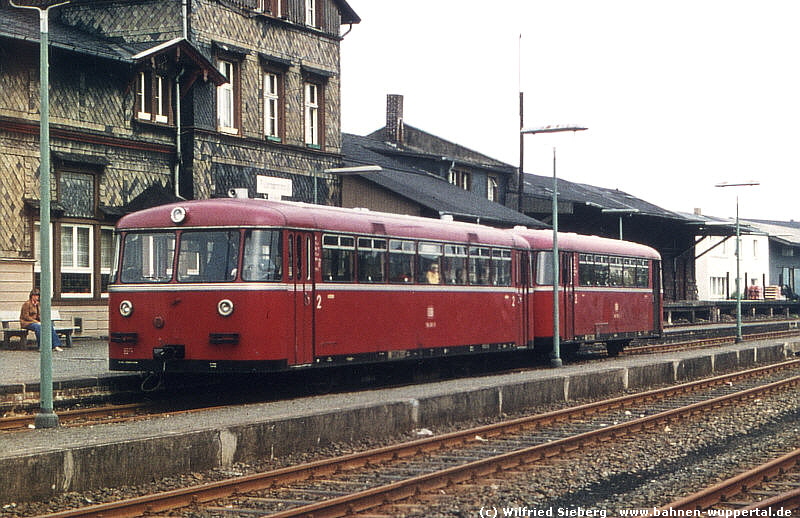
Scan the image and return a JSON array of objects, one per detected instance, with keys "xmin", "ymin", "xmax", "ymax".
[
  {"xmin": 487, "ymin": 176, "xmax": 498, "ymax": 202},
  {"xmin": 710, "ymin": 276, "xmax": 726, "ymax": 299},
  {"xmin": 257, "ymin": 0, "xmax": 285, "ymax": 16},
  {"xmin": 304, "ymin": 82, "xmax": 320, "ymax": 147},
  {"xmin": 305, "ymin": 0, "xmax": 316, "ymax": 26},
  {"xmin": 217, "ymin": 59, "xmax": 239, "ymax": 134},
  {"xmin": 264, "ymin": 71, "xmax": 282, "ymax": 140},
  {"xmin": 60, "ymin": 224, "xmax": 92, "ymax": 297},
  {"xmin": 35, "ymin": 223, "xmax": 120, "ymax": 299},
  {"xmin": 100, "ymin": 227, "xmax": 114, "ymax": 295},
  {"xmin": 136, "ymin": 71, "xmax": 171, "ymax": 124},
  {"xmin": 449, "ymin": 169, "xmax": 471, "ymax": 190},
  {"xmin": 59, "ymin": 171, "xmax": 95, "ymax": 218}
]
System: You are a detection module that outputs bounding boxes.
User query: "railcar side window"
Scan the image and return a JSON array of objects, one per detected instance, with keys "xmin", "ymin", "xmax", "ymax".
[
  {"xmin": 389, "ymin": 239, "xmax": 415, "ymax": 283},
  {"xmin": 579, "ymin": 254, "xmax": 650, "ymax": 288},
  {"xmin": 608, "ymin": 256, "xmax": 623, "ymax": 286},
  {"xmin": 242, "ymin": 230, "xmax": 282, "ymax": 281},
  {"xmin": 418, "ymin": 242, "xmax": 443, "ymax": 284},
  {"xmin": 120, "ymin": 232, "xmax": 176, "ymax": 283},
  {"xmin": 536, "ymin": 251, "xmax": 554, "ymax": 285},
  {"xmin": 635, "ymin": 259, "xmax": 650, "ymax": 288},
  {"xmin": 443, "ymin": 244, "xmax": 468, "ymax": 285},
  {"xmin": 322, "ymin": 234, "xmax": 354, "ymax": 282},
  {"xmin": 494, "ymin": 249, "xmax": 512, "ymax": 286},
  {"xmin": 622, "ymin": 258, "xmax": 636, "ymax": 286},
  {"xmin": 469, "ymin": 247, "xmax": 492, "ymax": 285},
  {"xmin": 177, "ymin": 231, "xmax": 239, "ymax": 282},
  {"xmin": 357, "ymin": 238, "xmax": 387, "ymax": 283}
]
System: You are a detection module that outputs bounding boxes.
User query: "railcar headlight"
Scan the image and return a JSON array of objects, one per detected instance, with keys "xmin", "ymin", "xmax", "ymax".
[
  {"xmin": 217, "ymin": 299, "xmax": 234, "ymax": 317},
  {"xmin": 119, "ymin": 300, "xmax": 134, "ymax": 317},
  {"xmin": 170, "ymin": 206, "xmax": 187, "ymax": 224}
]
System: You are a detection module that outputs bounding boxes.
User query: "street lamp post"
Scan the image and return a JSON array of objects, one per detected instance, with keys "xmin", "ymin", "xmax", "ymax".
[
  {"xmin": 601, "ymin": 208, "xmax": 640, "ymax": 240},
  {"xmin": 10, "ymin": 0, "xmax": 69, "ymax": 429},
  {"xmin": 715, "ymin": 181, "xmax": 759, "ymax": 343},
  {"xmin": 520, "ymin": 125, "xmax": 588, "ymax": 367}
]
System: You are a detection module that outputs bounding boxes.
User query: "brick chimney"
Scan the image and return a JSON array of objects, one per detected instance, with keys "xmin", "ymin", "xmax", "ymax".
[{"xmin": 385, "ymin": 94, "xmax": 404, "ymax": 145}]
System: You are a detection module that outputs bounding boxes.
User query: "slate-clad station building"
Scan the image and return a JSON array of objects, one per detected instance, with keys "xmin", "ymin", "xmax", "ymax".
[{"xmin": 0, "ymin": 0, "xmax": 359, "ymax": 334}]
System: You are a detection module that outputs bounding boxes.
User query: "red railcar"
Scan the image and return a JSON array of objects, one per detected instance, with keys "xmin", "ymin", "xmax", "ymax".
[
  {"xmin": 513, "ymin": 229, "xmax": 662, "ymax": 356},
  {"xmin": 108, "ymin": 199, "xmax": 662, "ymax": 374},
  {"xmin": 109, "ymin": 199, "xmax": 531, "ymax": 373}
]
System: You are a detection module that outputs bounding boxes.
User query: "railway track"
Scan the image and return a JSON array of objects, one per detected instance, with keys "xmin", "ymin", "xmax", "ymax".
[
  {"xmin": 36, "ymin": 360, "xmax": 800, "ymax": 518},
  {"xmin": 626, "ymin": 327, "xmax": 800, "ymax": 355},
  {"xmin": 660, "ymin": 448, "xmax": 800, "ymax": 513},
  {"xmin": 5, "ymin": 319, "xmax": 799, "ymax": 426}
]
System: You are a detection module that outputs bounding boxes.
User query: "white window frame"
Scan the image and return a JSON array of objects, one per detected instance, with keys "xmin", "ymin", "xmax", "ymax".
[
  {"xmin": 264, "ymin": 72, "xmax": 280, "ymax": 139},
  {"xmin": 217, "ymin": 59, "xmax": 238, "ymax": 134},
  {"xmin": 487, "ymin": 176, "xmax": 498, "ymax": 201},
  {"xmin": 34, "ymin": 223, "xmax": 53, "ymax": 297},
  {"xmin": 710, "ymin": 276, "xmax": 726, "ymax": 298},
  {"xmin": 60, "ymin": 224, "xmax": 94, "ymax": 299},
  {"xmin": 136, "ymin": 71, "xmax": 150, "ymax": 120},
  {"xmin": 305, "ymin": 0, "xmax": 316, "ymax": 26},
  {"xmin": 137, "ymin": 71, "xmax": 169, "ymax": 124},
  {"xmin": 154, "ymin": 75, "xmax": 168, "ymax": 123},
  {"xmin": 304, "ymin": 82, "xmax": 319, "ymax": 146},
  {"xmin": 100, "ymin": 226, "xmax": 115, "ymax": 298}
]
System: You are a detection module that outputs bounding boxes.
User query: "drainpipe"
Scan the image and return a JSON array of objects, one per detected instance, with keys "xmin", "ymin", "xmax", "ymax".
[
  {"xmin": 175, "ymin": 67, "xmax": 185, "ymax": 199},
  {"xmin": 182, "ymin": 0, "xmax": 188, "ymax": 40}
]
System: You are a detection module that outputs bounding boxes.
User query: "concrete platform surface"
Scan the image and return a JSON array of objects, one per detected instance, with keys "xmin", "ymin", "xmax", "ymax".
[{"xmin": 1, "ymin": 338, "xmax": 798, "ymax": 503}]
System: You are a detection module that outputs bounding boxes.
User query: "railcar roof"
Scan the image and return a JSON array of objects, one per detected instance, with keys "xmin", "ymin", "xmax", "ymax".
[
  {"xmin": 513, "ymin": 228, "xmax": 661, "ymax": 260},
  {"xmin": 117, "ymin": 199, "xmax": 527, "ymax": 248}
]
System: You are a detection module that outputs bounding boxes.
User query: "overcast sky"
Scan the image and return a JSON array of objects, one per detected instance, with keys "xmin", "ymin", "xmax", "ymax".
[{"xmin": 340, "ymin": 1, "xmax": 800, "ymax": 223}]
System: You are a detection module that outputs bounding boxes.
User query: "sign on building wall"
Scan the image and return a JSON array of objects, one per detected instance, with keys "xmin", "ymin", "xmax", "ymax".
[{"xmin": 257, "ymin": 175, "xmax": 293, "ymax": 200}]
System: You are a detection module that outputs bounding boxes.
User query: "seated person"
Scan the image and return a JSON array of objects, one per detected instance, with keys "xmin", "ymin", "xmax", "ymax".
[
  {"xmin": 20, "ymin": 289, "xmax": 63, "ymax": 351},
  {"xmin": 426, "ymin": 264, "xmax": 441, "ymax": 284}
]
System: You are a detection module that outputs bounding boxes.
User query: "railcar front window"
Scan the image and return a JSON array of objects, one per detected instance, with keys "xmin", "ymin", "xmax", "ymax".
[
  {"xmin": 178, "ymin": 231, "xmax": 239, "ymax": 283},
  {"xmin": 120, "ymin": 232, "xmax": 176, "ymax": 283},
  {"xmin": 243, "ymin": 230, "xmax": 282, "ymax": 281}
]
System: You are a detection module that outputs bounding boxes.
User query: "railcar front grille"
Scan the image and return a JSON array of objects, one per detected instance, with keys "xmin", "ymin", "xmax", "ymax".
[
  {"xmin": 110, "ymin": 332, "xmax": 138, "ymax": 344},
  {"xmin": 209, "ymin": 333, "xmax": 240, "ymax": 345}
]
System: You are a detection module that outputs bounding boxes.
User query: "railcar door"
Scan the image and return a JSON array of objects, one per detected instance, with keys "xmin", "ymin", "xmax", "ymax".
[
  {"xmin": 289, "ymin": 231, "xmax": 315, "ymax": 365},
  {"xmin": 652, "ymin": 260, "xmax": 662, "ymax": 334},
  {"xmin": 516, "ymin": 250, "xmax": 531, "ymax": 346},
  {"xmin": 560, "ymin": 252, "xmax": 576, "ymax": 340}
]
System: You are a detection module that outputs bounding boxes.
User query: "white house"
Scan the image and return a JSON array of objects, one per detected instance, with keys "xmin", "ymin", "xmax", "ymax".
[{"xmin": 695, "ymin": 230, "xmax": 769, "ymax": 301}]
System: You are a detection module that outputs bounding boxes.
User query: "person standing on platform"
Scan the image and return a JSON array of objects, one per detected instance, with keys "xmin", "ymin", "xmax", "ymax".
[{"xmin": 20, "ymin": 289, "xmax": 62, "ymax": 351}]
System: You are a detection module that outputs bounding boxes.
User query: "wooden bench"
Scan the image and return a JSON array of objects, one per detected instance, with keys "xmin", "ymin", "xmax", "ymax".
[{"xmin": 0, "ymin": 309, "xmax": 78, "ymax": 349}]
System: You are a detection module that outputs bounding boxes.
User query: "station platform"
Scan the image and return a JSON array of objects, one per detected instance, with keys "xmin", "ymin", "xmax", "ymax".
[{"xmin": 1, "ymin": 336, "xmax": 799, "ymax": 504}]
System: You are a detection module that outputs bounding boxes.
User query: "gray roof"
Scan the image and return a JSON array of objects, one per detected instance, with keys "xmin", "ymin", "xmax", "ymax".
[
  {"xmin": 743, "ymin": 219, "xmax": 800, "ymax": 246},
  {"xmin": 524, "ymin": 173, "xmax": 686, "ymax": 221},
  {"xmin": 342, "ymin": 133, "xmax": 547, "ymax": 228},
  {"xmin": 0, "ymin": 8, "xmax": 136, "ymax": 62}
]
